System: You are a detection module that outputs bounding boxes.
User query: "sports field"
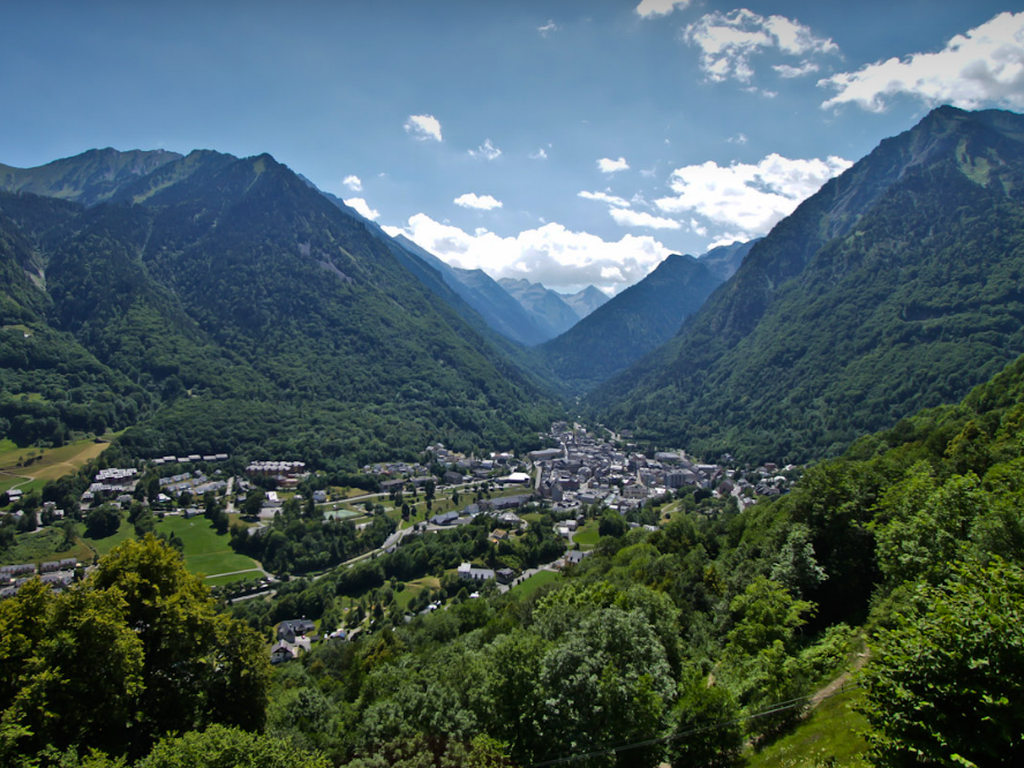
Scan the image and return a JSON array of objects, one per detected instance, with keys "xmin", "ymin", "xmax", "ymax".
[{"xmin": 155, "ymin": 516, "xmax": 264, "ymax": 583}]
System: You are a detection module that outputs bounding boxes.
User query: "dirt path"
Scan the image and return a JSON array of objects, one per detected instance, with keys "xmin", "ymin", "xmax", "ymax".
[{"xmin": 810, "ymin": 649, "xmax": 871, "ymax": 709}]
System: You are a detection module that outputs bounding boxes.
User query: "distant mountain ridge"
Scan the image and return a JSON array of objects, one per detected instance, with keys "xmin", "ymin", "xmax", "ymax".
[
  {"xmin": 498, "ymin": 277, "xmax": 581, "ymax": 341},
  {"xmin": 0, "ymin": 147, "xmax": 182, "ymax": 206},
  {"xmin": 590, "ymin": 106, "xmax": 1024, "ymax": 463},
  {"xmin": 561, "ymin": 285, "xmax": 609, "ymax": 320},
  {"xmin": 535, "ymin": 241, "xmax": 754, "ymax": 394}
]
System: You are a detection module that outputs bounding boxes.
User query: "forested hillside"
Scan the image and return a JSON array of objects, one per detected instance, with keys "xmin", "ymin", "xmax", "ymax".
[
  {"xmin": 591, "ymin": 106, "xmax": 1024, "ymax": 463},
  {"xmin": 536, "ymin": 252, "xmax": 730, "ymax": 393},
  {"xmin": 8, "ymin": 336, "xmax": 1024, "ymax": 768},
  {"xmin": 0, "ymin": 149, "xmax": 560, "ymax": 468}
]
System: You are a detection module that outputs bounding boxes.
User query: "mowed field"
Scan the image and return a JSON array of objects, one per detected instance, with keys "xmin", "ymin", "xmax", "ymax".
[
  {"xmin": 155, "ymin": 516, "xmax": 264, "ymax": 583},
  {"xmin": 0, "ymin": 437, "xmax": 113, "ymax": 495}
]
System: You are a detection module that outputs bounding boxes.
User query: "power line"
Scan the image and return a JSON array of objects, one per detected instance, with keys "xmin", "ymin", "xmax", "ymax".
[{"xmin": 529, "ymin": 681, "xmax": 864, "ymax": 768}]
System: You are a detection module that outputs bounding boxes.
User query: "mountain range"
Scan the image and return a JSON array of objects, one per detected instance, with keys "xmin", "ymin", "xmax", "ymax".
[
  {"xmin": 589, "ymin": 106, "xmax": 1024, "ymax": 462},
  {"xmin": 5, "ymin": 106, "xmax": 1024, "ymax": 468},
  {"xmin": 0, "ymin": 148, "xmax": 559, "ymax": 468}
]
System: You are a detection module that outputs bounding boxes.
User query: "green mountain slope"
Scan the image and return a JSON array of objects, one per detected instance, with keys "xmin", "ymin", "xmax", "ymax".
[
  {"xmin": 590, "ymin": 106, "xmax": 1024, "ymax": 463},
  {"xmin": 0, "ymin": 147, "xmax": 180, "ymax": 206},
  {"xmin": 536, "ymin": 252, "xmax": 730, "ymax": 394},
  {"xmin": 0, "ymin": 149, "xmax": 559, "ymax": 466}
]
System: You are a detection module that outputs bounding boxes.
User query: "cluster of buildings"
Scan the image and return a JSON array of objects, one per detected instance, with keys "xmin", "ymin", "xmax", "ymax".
[
  {"xmin": 245, "ymin": 460, "xmax": 307, "ymax": 482},
  {"xmin": 363, "ymin": 444, "xmax": 525, "ymax": 492},
  {"xmin": 152, "ymin": 453, "xmax": 228, "ymax": 466},
  {"xmin": 534, "ymin": 423, "xmax": 794, "ymax": 513},
  {"xmin": 0, "ymin": 558, "xmax": 78, "ymax": 598}
]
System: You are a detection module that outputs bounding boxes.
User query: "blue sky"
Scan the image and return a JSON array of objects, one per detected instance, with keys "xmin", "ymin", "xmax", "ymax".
[{"xmin": 2, "ymin": 0, "xmax": 1022, "ymax": 293}]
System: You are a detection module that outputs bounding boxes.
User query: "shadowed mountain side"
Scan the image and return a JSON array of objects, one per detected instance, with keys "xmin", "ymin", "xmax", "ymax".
[
  {"xmin": 534, "ymin": 253, "xmax": 732, "ymax": 395},
  {"xmin": 589, "ymin": 106, "xmax": 1024, "ymax": 463}
]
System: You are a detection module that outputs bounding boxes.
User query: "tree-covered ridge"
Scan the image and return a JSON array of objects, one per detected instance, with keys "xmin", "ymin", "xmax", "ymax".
[
  {"xmin": 591, "ymin": 106, "xmax": 1024, "ymax": 463},
  {"xmin": 0, "ymin": 148, "xmax": 181, "ymax": 207},
  {"xmin": 535, "ymin": 253, "xmax": 727, "ymax": 394},
  {"xmin": 0, "ymin": 148, "xmax": 560, "ymax": 466}
]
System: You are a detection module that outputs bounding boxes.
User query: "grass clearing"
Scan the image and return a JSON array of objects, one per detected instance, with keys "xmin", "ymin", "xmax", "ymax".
[
  {"xmin": 155, "ymin": 516, "xmax": 263, "ymax": 579},
  {"xmin": 744, "ymin": 686, "xmax": 871, "ymax": 768},
  {"xmin": 573, "ymin": 522, "xmax": 600, "ymax": 550},
  {"xmin": 0, "ymin": 437, "xmax": 114, "ymax": 492},
  {"xmin": 83, "ymin": 514, "xmax": 136, "ymax": 557},
  {"xmin": 0, "ymin": 528, "xmax": 90, "ymax": 566},
  {"xmin": 395, "ymin": 582, "xmax": 424, "ymax": 610},
  {"xmin": 204, "ymin": 570, "xmax": 266, "ymax": 587},
  {"xmin": 510, "ymin": 569, "xmax": 560, "ymax": 597}
]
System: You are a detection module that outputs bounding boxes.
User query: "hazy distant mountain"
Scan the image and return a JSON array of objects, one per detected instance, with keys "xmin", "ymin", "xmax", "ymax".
[
  {"xmin": 698, "ymin": 239, "xmax": 756, "ymax": 281},
  {"xmin": 535, "ymin": 253, "xmax": 727, "ymax": 393},
  {"xmin": 0, "ymin": 148, "xmax": 558, "ymax": 465},
  {"xmin": 591, "ymin": 106, "xmax": 1024, "ymax": 463},
  {"xmin": 391, "ymin": 236, "xmax": 549, "ymax": 347},
  {"xmin": 560, "ymin": 285, "xmax": 609, "ymax": 320},
  {"xmin": 499, "ymin": 278, "xmax": 581, "ymax": 341}
]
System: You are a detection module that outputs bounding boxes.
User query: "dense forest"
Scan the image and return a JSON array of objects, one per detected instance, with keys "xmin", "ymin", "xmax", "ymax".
[{"xmin": 5, "ymin": 346, "xmax": 1024, "ymax": 766}]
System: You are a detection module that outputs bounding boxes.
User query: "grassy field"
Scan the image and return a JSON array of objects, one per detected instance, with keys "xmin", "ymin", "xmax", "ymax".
[
  {"xmin": 0, "ymin": 528, "xmax": 92, "ymax": 566},
  {"xmin": 155, "ymin": 516, "xmax": 263, "ymax": 583},
  {"xmin": 744, "ymin": 686, "xmax": 871, "ymax": 768},
  {"xmin": 573, "ymin": 522, "xmax": 600, "ymax": 550},
  {"xmin": 83, "ymin": 513, "xmax": 137, "ymax": 557},
  {"xmin": 0, "ymin": 437, "xmax": 113, "ymax": 495},
  {"xmin": 510, "ymin": 569, "xmax": 560, "ymax": 597}
]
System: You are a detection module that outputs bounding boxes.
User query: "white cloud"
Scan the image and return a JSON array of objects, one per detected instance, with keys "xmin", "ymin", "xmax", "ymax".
[
  {"xmin": 655, "ymin": 152, "xmax": 852, "ymax": 237},
  {"xmin": 383, "ymin": 214, "xmax": 672, "ymax": 294},
  {"xmin": 453, "ymin": 192, "xmax": 503, "ymax": 210},
  {"xmin": 342, "ymin": 175, "xmax": 362, "ymax": 192},
  {"xmin": 598, "ymin": 156, "xmax": 630, "ymax": 173},
  {"xmin": 728, "ymin": 132, "xmax": 748, "ymax": 144},
  {"xmin": 469, "ymin": 139, "xmax": 502, "ymax": 161},
  {"xmin": 773, "ymin": 60, "xmax": 819, "ymax": 78},
  {"xmin": 820, "ymin": 11, "xmax": 1024, "ymax": 112},
  {"xmin": 609, "ymin": 208, "xmax": 682, "ymax": 229},
  {"xmin": 635, "ymin": 0, "xmax": 690, "ymax": 19},
  {"xmin": 404, "ymin": 114, "xmax": 443, "ymax": 141},
  {"xmin": 578, "ymin": 190, "xmax": 631, "ymax": 208},
  {"xmin": 683, "ymin": 9, "xmax": 837, "ymax": 83},
  {"xmin": 343, "ymin": 197, "xmax": 380, "ymax": 221},
  {"xmin": 530, "ymin": 147, "xmax": 549, "ymax": 160},
  {"xmin": 538, "ymin": 19, "xmax": 558, "ymax": 37}
]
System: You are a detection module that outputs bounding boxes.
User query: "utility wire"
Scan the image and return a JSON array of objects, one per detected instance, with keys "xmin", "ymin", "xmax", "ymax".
[{"xmin": 529, "ymin": 680, "xmax": 864, "ymax": 768}]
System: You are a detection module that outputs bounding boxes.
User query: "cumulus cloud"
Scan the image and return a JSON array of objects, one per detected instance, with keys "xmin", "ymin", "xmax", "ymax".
[
  {"xmin": 343, "ymin": 197, "xmax": 380, "ymax": 221},
  {"xmin": 530, "ymin": 147, "xmax": 549, "ymax": 160},
  {"xmin": 609, "ymin": 208, "xmax": 682, "ymax": 229},
  {"xmin": 655, "ymin": 153, "xmax": 852, "ymax": 236},
  {"xmin": 404, "ymin": 114, "xmax": 443, "ymax": 141},
  {"xmin": 773, "ymin": 60, "xmax": 819, "ymax": 78},
  {"xmin": 454, "ymin": 192, "xmax": 503, "ymax": 210},
  {"xmin": 383, "ymin": 213, "xmax": 672, "ymax": 294},
  {"xmin": 469, "ymin": 139, "xmax": 502, "ymax": 161},
  {"xmin": 683, "ymin": 8, "xmax": 837, "ymax": 83},
  {"xmin": 820, "ymin": 11, "xmax": 1024, "ymax": 112},
  {"xmin": 538, "ymin": 19, "xmax": 558, "ymax": 37},
  {"xmin": 598, "ymin": 156, "xmax": 630, "ymax": 173},
  {"xmin": 578, "ymin": 190, "xmax": 631, "ymax": 208},
  {"xmin": 635, "ymin": 0, "xmax": 690, "ymax": 19},
  {"xmin": 343, "ymin": 175, "xmax": 362, "ymax": 192}
]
